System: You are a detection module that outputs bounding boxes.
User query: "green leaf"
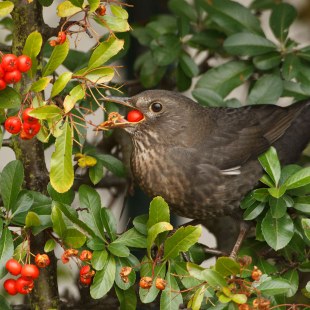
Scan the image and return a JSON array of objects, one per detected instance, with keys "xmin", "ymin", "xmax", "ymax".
[
  {"xmin": 115, "ymin": 286, "xmax": 137, "ymax": 310},
  {"xmin": 69, "ymin": 0, "xmax": 83, "ymax": 8},
  {"xmin": 202, "ymin": 0, "xmax": 262, "ymax": 35},
  {"xmin": 282, "ymin": 54, "xmax": 301, "ymax": 81},
  {"xmin": 294, "ymin": 196, "xmax": 310, "ymax": 214},
  {"xmin": 47, "ymin": 183, "xmax": 75, "ymax": 205},
  {"xmin": 100, "ymin": 207, "xmax": 117, "ymax": 241},
  {"xmin": 79, "ymin": 185, "xmax": 105, "ymax": 240},
  {"xmin": 282, "ymin": 269, "xmax": 299, "ymax": 297},
  {"xmin": 270, "ymin": 3, "xmax": 297, "ymax": 42},
  {"xmin": 248, "ymin": 75, "xmax": 283, "ymax": 105},
  {"xmin": 51, "ymin": 72, "xmax": 73, "ymax": 98},
  {"xmin": 23, "ymin": 31, "xmax": 43, "ymax": 78},
  {"xmin": 42, "ymin": 40, "xmax": 70, "ymax": 76},
  {"xmin": 38, "ymin": 0, "xmax": 53, "ymax": 7},
  {"xmin": 192, "ymin": 88, "xmax": 224, "ymax": 107},
  {"xmin": 0, "ymin": 87, "xmax": 21, "ymax": 108},
  {"xmin": 30, "ymin": 77, "xmax": 52, "ymax": 92},
  {"xmin": 269, "ymin": 196, "xmax": 290, "ymax": 219},
  {"xmin": 63, "ymin": 84, "xmax": 85, "ymax": 113},
  {"xmin": 11, "ymin": 191, "xmax": 33, "ymax": 218},
  {"xmin": 114, "ymin": 256, "xmax": 137, "ymax": 290},
  {"xmin": 257, "ymin": 278, "xmax": 291, "ymax": 295},
  {"xmin": 88, "ymin": 37, "xmax": 124, "ymax": 70},
  {"xmin": 44, "ymin": 239, "xmax": 56, "ymax": 252},
  {"xmin": 187, "ymin": 285, "xmax": 205, "ymax": 310},
  {"xmin": 95, "ymin": 154, "xmax": 126, "ymax": 177},
  {"xmin": 285, "ymin": 166, "xmax": 310, "ymax": 189},
  {"xmin": 301, "ymin": 218, "xmax": 310, "ymax": 241},
  {"xmin": 50, "ymin": 121, "xmax": 74, "ymax": 193},
  {"xmin": 110, "ymin": 4, "xmax": 128, "ymax": 19},
  {"xmin": 89, "ymin": 161, "xmax": 104, "ymax": 185},
  {"xmin": 114, "ymin": 228, "xmax": 146, "ymax": 248},
  {"xmin": 29, "ymin": 105, "xmax": 63, "ymax": 120},
  {"xmin": 163, "ymin": 225, "xmax": 202, "ymax": 260},
  {"xmin": 215, "ymin": 257, "xmax": 241, "ymax": 276},
  {"xmin": 168, "ymin": 0, "xmax": 197, "ymax": 21},
  {"xmin": 108, "ymin": 242, "xmax": 130, "ymax": 257},
  {"xmin": 57, "ymin": 0, "xmax": 82, "ymax": 17},
  {"xmin": 243, "ymin": 201, "xmax": 265, "ymax": 220},
  {"xmin": 91, "ymin": 249, "xmax": 108, "ymax": 270},
  {"xmin": 261, "ymin": 211, "xmax": 294, "ymax": 250},
  {"xmin": 232, "ymin": 294, "xmax": 247, "ymax": 304},
  {"xmin": 0, "ymin": 228, "xmax": 14, "ymax": 278},
  {"xmin": 147, "ymin": 222, "xmax": 173, "ymax": 257},
  {"xmin": 179, "ymin": 53, "xmax": 199, "ymax": 78},
  {"xmin": 258, "ymin": 147, "xmax": 281, "ymax": 185},
  {"xmin": 25, "ymin": 211, "xmax": 41, "ymax": 227},
  {"xmin": 224, "ymin": 33, "xmax": 277, "ymax": 56},
  {"xmin": 253, "ymin": 52, "xmax": 282, "ymax": 70},
  {"xmin": 99, "ymin": 15, "xmax": 130, "ymax": 32},
  {"xmin": 90, "ymin": 254, "xmax": 116, "ymax": 299},
  {"xmin": 147, "ymin": 196, "xmax": 170, "ymax": 229},
  {"xmin": 64, "ymin": 228, "xmax": 86, "ymax": 248},
  {"xmin": 0, "ymin": 1, "xmax": 13, "ymax": 16},
  {"xmin": 0, "ymin": 160, "xmax": 24, "ymax": 211},
  {"xmin": 268, "ymin": 186, "xmax": 287, "ymax": 198},
  {"xmin": 195, "ymin": 61, "xmax": 254, "ymax": 98},
  {"xmin": 133, "ymin": 214, "xmax": 148, "ymax": 235},
  {"xmin": 84, "ymin": 67, "xmax": 115, "ymax": 84},
  {"xmin": 51, "ymin": 205, "xmax": 67, "ymax": 238}
]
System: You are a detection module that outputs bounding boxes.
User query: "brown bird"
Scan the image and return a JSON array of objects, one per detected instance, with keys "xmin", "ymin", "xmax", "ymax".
[{"xmin": 98, "ymin": 90, "xmax": 310, "ymax": 253}]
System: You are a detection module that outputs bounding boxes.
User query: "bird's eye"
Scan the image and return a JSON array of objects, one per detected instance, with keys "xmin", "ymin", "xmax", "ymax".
[{"xmin": 150, "ymin": 102, "xmax": 163, "ymax": 113}]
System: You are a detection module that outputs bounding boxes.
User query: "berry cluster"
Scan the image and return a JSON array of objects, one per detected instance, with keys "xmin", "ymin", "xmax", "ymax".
[
  {"xmin": 49, "ymin": 31, "xmax": 67, "ymax": 47},
  {"xmin": 61, "ymin": 249, "xmax": 95, "ymax": 286},
  {"xmin": 3, "ymin": 255, "xmax": 50, "ymax": 295},
  {"xmin": 4, "ymin": 107, "xmax": 41, "ymax": 140},
  {"xmin": 138, "ymin": 276, "xmax": 166, "ymax": 291},
  {"xmin": 0, "ymin": 54, "xmax": 32, "ymax": 91}
]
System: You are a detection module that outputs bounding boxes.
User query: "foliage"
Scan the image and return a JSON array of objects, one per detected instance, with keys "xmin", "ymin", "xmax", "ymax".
[{"xmin": 0, "ymin": 0, "xmax": 309, "ymax": 309}]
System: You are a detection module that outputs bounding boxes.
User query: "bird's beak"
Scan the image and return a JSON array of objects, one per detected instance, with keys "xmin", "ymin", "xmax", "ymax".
[{"xmin": 95, "ymin": 96, "xmax": 145, "ymax": 131}]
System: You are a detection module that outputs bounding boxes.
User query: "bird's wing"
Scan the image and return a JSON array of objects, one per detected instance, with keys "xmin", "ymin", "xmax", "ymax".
[{"xmin": 201, "ymin": 103, "xmax": 306, "ymax": 169}]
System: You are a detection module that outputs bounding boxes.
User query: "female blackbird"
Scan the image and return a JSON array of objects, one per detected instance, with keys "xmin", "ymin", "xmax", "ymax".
[{"xmin": 99, "ymin": 90, "xmax": 310, "ymax": 223}]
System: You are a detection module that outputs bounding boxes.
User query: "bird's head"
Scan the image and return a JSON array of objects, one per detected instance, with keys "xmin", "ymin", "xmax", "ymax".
[{"xmin": 97, "ymin": 90, "xmax": 199, "ymax": 139}]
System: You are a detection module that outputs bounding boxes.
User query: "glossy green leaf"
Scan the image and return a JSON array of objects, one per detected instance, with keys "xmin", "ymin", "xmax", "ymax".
[
  {"xmin": 301, "ymin": 218, "xmax": 310, "ymax": 241},
  {"xmin": 47, "ymin": 183, "xmax": 75, "ymax": 205},
  {"xmin": 192, "ymin": 88, "xmax": 224, "ymax": 107},
  {"xmin": 180, "ymin": 53, "xmax": 199, "ymax": 78},
  {"xmin": 268, "ymin": 186, "xmax": 287, "ymax": 198},
  {"xmin": 42, "ymin": 40, "xmax": 70, "ymax": 76},
  {"xmin": 90, "ymin": 254, "xmax": 116, "ymax": 299},
  {"xmin": 51, "ymin": 72, "xmax": 73, "ymax": 98},
  {"xmin": 261, "ymin": 211, "xmax": 294, "ymax": 250},
  {"xmin": 163, "ymin": 225, "xmax": 202, "ymax": 260},
  {"xmin": 50, "ymin": 121, "xmax": 74, "ymax": 193},
  {"xmin": 88, "ymin": 37, "xmax": 124, "ymax": 70},
  {"xmin": 147, "ymin": 222, "xmax": 173, "ymax": 257},
  {"xmin": 79, "ymin": 185, "xmax": 105, "ymax": 240},
  {"xmin": 168, "ymin": 0, "xmax": 197, "ymax": 21},
  {"xmin": 269, "ymin": 196, "xmax": 289, "ymax": 218},
  {"xmin": 0, "ymin": 1, "xmax": 13, "ymax": 16},
  {"xmin": 253, "ymin": 52, "xmax": 281, "ymax": 70},
  {"xmin": 195, "ymin": 61, "xmax": 254, "ymax": 98},
  {"xmin": 57, "ymin": 0, "xmax": 82, "ymax": 17},
  {"xmin": 29, "ymin": 105, "xmax": 63, "ymax": 120},
  {"xmin": 95, "ymin": 154, "xmax": 126, "ymax": 177},
  {"xmin": 11, "ymin": 191, "xmax": 34, "ymax": 217},
  {"xmin": 30, "ymin": 77, "xmax": 52, "ymax": 92},
  {"xmin": 114, "ymin": 228, "xmax": 146, "ymax": 249},
  {"xmin": 110, "ymin": 4, "xmax": 128, "ymax": 19},
  {"xmin": 115, "ymin": 286, "xmax": 137, "ymax": 310},
  {"xmin": 215, "ymin": 257, "xmax": 241, "ymax": 276},
  {"xmin": 25, "ymin": 211, "xmax": 41, "ymax": 227},
  {"xmin": 84, "ymin": 67, "xmax": 114, "ymax": 84},
  {"xmin": 91, "ymin": 249, "xmax": 108, "ymax": 270},
  {"xmin": 248, "ymin": 74, "xmax": 283, "ymax": 105},
  {"xmin": 88, "ymin": 0, "xmax": 99, "ymax": 12},
  {"xmin": 99, "ymin": 207, "xmax": 117, "ymax": 241},
  {"xmin": 114, "ymin": 256, "xmax": 137, "ymax": 290},
  {"xmin": 187, "ymin": 285, "xmax": 205, "ymax": 310},
  {"xmin": 64, "ymin": 228, "xmax": 86, "ymax": 248},
  {"xmin": 69, "ymin": 0, "xmax": 83, "ymax": 8},
  {"xmin": 89, "ymin": 161, "xmax": 104, "ymax": 185},
  {"xmin": 44, "ymin": 239, "xmax": 56, "ymax": 252},
  {"xmin": 202, "ymin": 0, "xmax": 262, "ymax": 34},
  {"xmin": 282, "ymin": 54, "xmax": 301, "ymax": 81},
  {"xmin": 38, "ymin": 0, "xmax": 53, "ymax": 6},
  {"xmin": 51, "ymin": 204, "xmax": 67, "ymax": 238},
  {"xmin": 283, "ymin": 269, "xmax": 299, "ymax": 297},
  {"xmin": 232, "ymin": 294, "xmax": 247, "ymax": 304},
  {"xmin": 63, "ymin": 84, "xmax": 85, "ymax": 113},
  {"xmin": 270, "ymin": 3, "xmax": 297, "ymax": 42},
  {"xmin": 293, "ymin": 196, "xmax": 310, "ymax": 214},
  {"xmin": 147, "ymin": 196, "xmax": 170, "ymax": 229},
  {"xmin": 133, "ymin": 214, "xmax": 148, "ymax": 235},
  {"xmin": 99, "ymin": 15, "xmax": 130, "ymax": 32},
  {"xmin": 243, "ymin": 201, "xmax": 265, "ymax": 221},
  {"xmin": 108, "ymin": 242, "xmax": 130, "ymax": 257},
  {"xmin": 224, "ymin": 33, "xmax": 276, "ymax": 56},
  {"xmin": 0, "ymin": 87, "xmax": 21, "ymax": 108},
  {"xmin": 285, "ymin": 166, "xmax": 310, "ymax": 189},
  {"xmin": 0, "ymin": 160, "xmax": 24, "ymax": 211},
  {"xmin": 257, "ymin": 279, "xmax": 291, "ymax": 295},
  {"xmin": 0, "ymin": 228, "xmax": 13, "ymax": 278}
]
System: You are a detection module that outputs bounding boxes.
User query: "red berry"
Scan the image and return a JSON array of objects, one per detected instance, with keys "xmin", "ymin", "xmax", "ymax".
[
  {"xmin": 58, "ymin": 31, "xmax": 67, "ymax": 44},
  {"xmin": 5, "ymin": 258, "xmax": 22, "ymax": 276},
  {"xmin": 15, "ymin": 276, "xmax": 34, "ymax": 294},
  {"xmin": 97, "ymin": 5, "xmax": 106, "ymax": 16},
  {"xmin": 4, "ymin": 116, "xmax": 22, "ymax": 134},
  {"xmin": 0, "ymin": 79, "xmax": 6, "ymax": 90},
  {"xmin": 80, "ymin": 276, "xmax": 92, "ymax": 285},
  {"xmin": 79, "ymin": 265, "xmax": 91, "ymax": 276},
  {"xmin": 23, "ymin": 121, "xmax": 41, "ymax": 136},
  {"xmin": 21, "ymin": 264, "xmax": 40, "ymax": 279},
  {"xmin": 0, "ymin": 65, "xmax": 4, "ymax": 78},
  {"xmin": 22, "ymin": 107, "xmax": 38, "ymax": 124},
  {"xmin": 20, "ymin": 128, "xmax": 34, "ymax": 140},
  {"xmin": 17, "ymin": 55, "xmax": 32, "ymax": 72},
  {"xmin": 4, "ymin": 70, "xmax": 22, "ymax": 84},
  {"xmin": 49, "ymin": 40, "xmax": 57, "ymax": 47},
  {"xmin": 1, "ymin": 54, "xmax": 18, "ymax": 72},
  {"xmin": 127, "ymin": 110, "xmax": 144, "ymax": 123},
  {"xmin": 139, "ymin": 276, "xmax": 153, "ymax": 289},
  {"xmin": 35, "ymin": 254, "xmax": 50, "ymax": 268},
  {"xmin": 3, "ymin": 279, "xmax": 18, "ymax": 295},
  {"xmin": 79, "ymin": 250, "xmax": 92, "ymax": 261}
]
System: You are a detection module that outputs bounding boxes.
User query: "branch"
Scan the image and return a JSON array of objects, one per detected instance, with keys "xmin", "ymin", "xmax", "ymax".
[
  {"xmin": 0, "ymin": 43, "xmax": 11, "ymax": 53},
  {"xmin": 1, "ymin": 139, "xmax": 12, "ymax": 148}
]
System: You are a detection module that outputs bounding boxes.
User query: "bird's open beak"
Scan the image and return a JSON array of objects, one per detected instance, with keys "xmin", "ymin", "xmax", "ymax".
[{"xmin": 95, "ymin": 96, "xmax": 145, "ymax": 131}]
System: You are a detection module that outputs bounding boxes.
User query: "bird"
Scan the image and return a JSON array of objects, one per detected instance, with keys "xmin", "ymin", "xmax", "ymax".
[{"xmin": 97, "ymin": 90, "xmax": 310, "ymax": 253}]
